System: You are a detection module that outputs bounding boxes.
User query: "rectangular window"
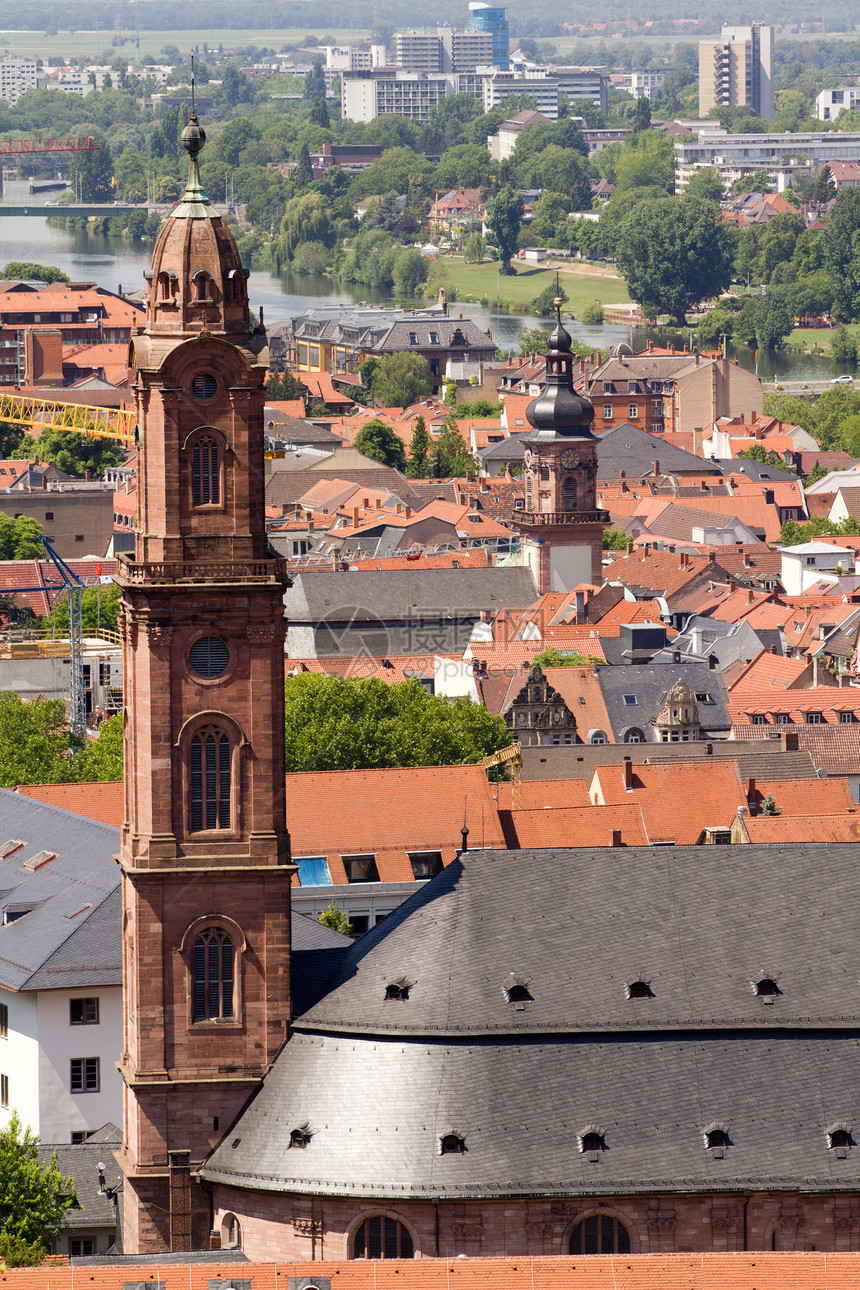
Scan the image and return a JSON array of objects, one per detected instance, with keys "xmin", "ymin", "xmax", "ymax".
[
  {"xmin": 409, "ymin": 332, "xmax": 418, "ymax": 344},
  {"xmin": 408, "ymin": 851, "xmax": 443, "ymax": 879},
  {"xmin": 752, "ymin": 714, "xmax": 766, "ymax": 725},
  {"xmin": 71, "ymin": 1130, "xmax": 90, "ymax": 1144},
  {"xmin": 70, "ymin": 1057, "xmax": 100, "ymax": 1093},
  {"xmin": 841, "ymin": 710, "xmax": 856, "ymax": 723},
  {"xmin": 628, "ymin": 403, "xmax": 639, "ymax": 418},
  {"xmin": 348, "ymin": 914, "xmax": 370, "ymax": 936},
  {"xmin": 342, "ymin": 854, "xmax": 380, "ymax": 882},
  {"xmin": 45, "ymin": 511, "xmax": 53, "ymax": 520},
  {"xmin": 602, "ymin": 405, "xmax": 613, "ymax": 419},
  {"xmin": 0, "ymin": 1073, "xmax": 7, "ymax": 1107},
  {"xmin": 0, "ymin": 1003, "xmax": 6, "ymax": 1038},
  {"xmin": 805, "ymin": 711, "xmax": 822, "ymax": 724},
  {"xmin": 623, "ymin": 695, "xmax": 637, "ymax": 705},
  {"xmin": 70, "ymin": 997, "xmax": 99, "ymax": 1025},
  {"xmin": 75, "ymin": 535, "xmax": 84, "ymax": 542},
  {"xmin": 777, "ymin": 713, "xmax": 791, "ymax": 724},
  {"xmin": 70, "ymin": 1238, "xmax": 95, "ymax": 1258}
]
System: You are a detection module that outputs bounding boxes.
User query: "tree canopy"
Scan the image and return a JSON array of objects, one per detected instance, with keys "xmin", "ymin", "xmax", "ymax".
[
  {"xmin": 615, "ymin": 196, "xmax": 736, "ymax": 325},
  {"xmin": 0, "ymin": 694, "xmax": 80, "ymax": 788},
  {"xmin": 0, "ymin": 262, "xmax": 69, "ymax": 283},
  {"xmin": 283, "ymin": 674, "xmax": 508, "ymax": 771},
  {"xmin": 352, "ymin": 418, "xmax": 407, "ymax": 470},
  {"xmin": 369, "ymin": 351, "xmax": 434, "ymax": 408},
  {"xmin": 33, "ymin": 427, "xmax": 126, "ymax": 479},
  {"xmin": 0, "ymin": 514, "xmax": 44, "ymax": 561},
  {"xmin": 0, "ymin": 1114, "xmax": 76, "ymax": 1267},
  {"xmin": 485, "ymin": 185, "xmax": 524, "ymax": 274}
]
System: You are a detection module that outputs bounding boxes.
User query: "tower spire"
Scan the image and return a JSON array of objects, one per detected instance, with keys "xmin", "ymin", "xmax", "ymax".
[{"xmin": 174, "ymin": 56, "xmax": 214, "ymax": 218}]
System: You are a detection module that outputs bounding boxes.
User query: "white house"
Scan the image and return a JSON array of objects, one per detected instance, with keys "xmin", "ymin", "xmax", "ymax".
[
  {"xmin": 779, "ymin": 541, "xmax": 855, "ymax": 595},
  {"xmin": 0, "ymin": 791, "xmax": 123, "ymax": 1143}
]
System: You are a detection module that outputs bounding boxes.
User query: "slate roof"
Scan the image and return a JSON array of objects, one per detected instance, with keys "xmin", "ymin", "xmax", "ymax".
[
  {"xmin": 596, "ymin": 424, "xmax": 722, "ymax": 480},
  {"xmin": 284, "ymin": 567, "xmax": 538, "ymax": 623},
  {"xmin": 38, "ymin": 1128, "xmax": 121, "ymax": 1231},
  {"xmin": 0, "ymin": 789, "xmax": 121, "ymax": 991},
  {"xmin": 597, "ymin": 662, "xmax": 731, "ymax": 741},
  {"xmin": 203, "ymin": 843, "xmax": 860, "ymax": 1199}
]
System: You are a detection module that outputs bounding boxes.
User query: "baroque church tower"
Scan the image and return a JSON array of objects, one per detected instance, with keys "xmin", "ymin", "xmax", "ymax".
[
  {"xmin": 514, "ymin": 299, "xmax": 608, "ymax": 593},
  {"xmin": 115, "ymin": 106, "xmax": 292, "ymax": 1253}
]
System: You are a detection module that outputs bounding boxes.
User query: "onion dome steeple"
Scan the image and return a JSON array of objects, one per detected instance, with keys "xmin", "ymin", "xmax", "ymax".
[{"xmin": 525, "ymin": 291, "xmax": 596, "ymax": 441}]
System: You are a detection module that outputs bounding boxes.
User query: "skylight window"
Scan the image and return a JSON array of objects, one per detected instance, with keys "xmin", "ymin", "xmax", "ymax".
[
  {"xmin": 623, "ymin": 695, "xmax": 637, "ymax": 705},
  {"xmin": 0, "ymin": 840, "xmax": 25, "ymax": 859}
]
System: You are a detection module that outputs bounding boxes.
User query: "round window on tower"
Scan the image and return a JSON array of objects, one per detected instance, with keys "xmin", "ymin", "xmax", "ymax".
[
  {"xmin": 189, "ymin": 636, "xmax": 231, "ymax": 680},
  {"xmin": 192, "ymin": 373, "xmax": 218, "ymax": 401}
]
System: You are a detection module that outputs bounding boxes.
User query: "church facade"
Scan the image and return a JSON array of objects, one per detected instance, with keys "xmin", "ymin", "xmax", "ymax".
[{"xmin": 118, "ymin": 117, "xmax": 860, "ymax": 1262}]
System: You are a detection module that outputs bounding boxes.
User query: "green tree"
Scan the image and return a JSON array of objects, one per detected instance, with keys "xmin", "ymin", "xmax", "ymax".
[
  {"xmin": 632, "ymin": 95, "xmax": 652, "ymax": 132},
  {"xmin": 370, "ymin": 352, "xmax": 434, "ymax": 408},
  {"xmin": 303, "ymin": 60, "xmax": 326, "ymax": 101},
  {"xmin": 0, "ymin": 422, "xmax": 26, "ymax": 457},
  {"xmin": 352, "ymin": 419, "xmax": 407, "ymax": 469},
  {"xmin": 737, "ymin": 444, "xmax": 795, "ymax": 472},
  {"xmin": 532, "ymin": 647, "xmax": 602, "ymax": 668},
  {"xmin": 317, "ymin": 900, "xmax": 352, "ymax": 936},
  {"xmin": 464, "ymin": 232, "xmax": 486, "ymax": 264},
  {"xmin": 431, "ymin": 419, "xmax": 477, "ymax": 477},
  {"xmin": 516, "ymin": 145, "xmax": 591, "ymax": 210},
  {"xmin": 212, "ymin": 117, "xmax": 262, "ymax": 168},
  {"xmin": 0, "ymin": 1114, "xmax": 76, "ymax": 1266},
  {"xmin": 531, "ymin": 282, "xmax": 567, "ymax": 318},
  {"xmin": 615, "ymin": 196, "xmax": 736, "ymax": 325},
  {"xmin": 826, "ymin": 189, "xmax": 860, "ymax": 321},
  {"xmin": 309, "ymin": 97, "xmax": 330, "ymax": 128},
  {"xmin": 697, "ymin": 306, "xmax": 735, "ymax": 348},
  {"xmin": 683, "ymin": 167, "xmax": 725, "ymax": 203},
  {"xmin": 392, "ymin": 247, "xmax": 427, "ymax": 297},
  {"xmin": 68, "ymin": 134, "xmax": 113, "ymax": 201},
  {"xmin": 74, "ymin": 713, "xmax": 123, "ymax": 781},
  {"xmin": 486, "ymin": 185, "xmax": 524, "ymax": 274},
  {"xmin": 44, "ymin": 584, "xmax": 121, "ymax": 636},
  {"xmin": 266, "ymin": 371, "xmax": 309, "ymax": 402},
  {"xmin": 602, "ymin": 528, "xmax": 629, "ymax": 550},
  {"xmin": 283, "ymin": 674, "xmax": 508, "ymax": 771},
  {"xmin": 0, "ymin": 262, "xmax": 69, "ymax": 283},
  {"xmin": 517, "ymin": 326, "xmax": 552, "ymax": 356},
  {"xmin": 579, "ymin": 300, "xmax": 604, "ymax": 325},
  {"xmin": 760, "ymin": 793, "xmax": 781, "ymax": 816},
  {"xmin": 831, "ymin": 328, "xmax": 859, "ymax": 365},
  {"xmin": 276, "ymin": 192, "xmax": 334, "ymax": 266},
  {"xmin": 0, "ymin": 516, "xmax": 44, "ymax": 560},
  {"xmin": 406, "ymin": 415, "xmax": 430, "ymax": 477},
  {"xmin": 33, "ymin": 427, "xmax": 126, "ymax": 479},
  {"xmin": 0, "ymin": 694, "xmax": 79, "ymax": 787}
]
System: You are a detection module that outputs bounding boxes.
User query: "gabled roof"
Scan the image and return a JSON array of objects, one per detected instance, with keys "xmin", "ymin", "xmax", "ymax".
[
  {"xmin": 0, "ymin": 788, "xmax": 121, "ymax": 991},
  {"xmin": 597, "ymin": 423, "xmax": 722, "ymax": 479}
]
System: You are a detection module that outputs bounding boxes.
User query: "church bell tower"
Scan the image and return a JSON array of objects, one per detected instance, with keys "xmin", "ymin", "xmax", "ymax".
[
  {"xmin": 115, "ymin": 105, "xmax": 292, "ymax": 1253},
  {"xmin": 514, "ymin": 299, "xmax": 608, "ymax": 593}
]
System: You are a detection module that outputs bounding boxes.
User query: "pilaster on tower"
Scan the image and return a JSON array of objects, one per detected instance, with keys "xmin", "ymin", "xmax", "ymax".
[
  {"xmin": 513, "ymin": 296, "xmax": 609, "ymax": 593},
  {"xmin": 115, "ymin": 104, "xmax": 293, "ymax": 1254}
]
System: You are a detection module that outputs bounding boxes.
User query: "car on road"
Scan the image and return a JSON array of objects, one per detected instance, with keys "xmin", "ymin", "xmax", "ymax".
[{"xmin": 832, "ymin": 375, "xmax": 854, "ymax": 384}]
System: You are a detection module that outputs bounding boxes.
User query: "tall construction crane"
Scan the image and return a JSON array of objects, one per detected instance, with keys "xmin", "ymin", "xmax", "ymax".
[
  {"xmin": 480, "ymin": 741, "xmax": 523, "ymax": 810},
  {"xmin": 0, "ymin": 393, "xmax": 135, "ymax": 442},
  {"xmin": 3, "ymin": 537, "xmax": 87, "ymax": 740}
]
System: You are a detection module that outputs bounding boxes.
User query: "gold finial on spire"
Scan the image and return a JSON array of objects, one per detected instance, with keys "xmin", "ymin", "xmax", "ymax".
[{"xmin": 553, "ymin": 269, "xmax": 563, "ymax": 317}]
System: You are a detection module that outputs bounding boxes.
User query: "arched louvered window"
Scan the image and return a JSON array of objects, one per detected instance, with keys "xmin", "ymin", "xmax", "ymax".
[
  {"xmin": 190, "ymin": 726, "xmax": 231, "ymax": 832},
  {"xmin": 352, "ymin": 1216, "xmax": 414, "ymax": 1260},
  {"xmin": 563, "ymin": 476, "xmax": 578, "ymax": 511},
  {"xmin": 192, "ymin": 927, "xmax": 234, "ymax": 1021},
  {"xmin": 570, "ymin": 1215, "xmax": 630, "ymax": 1255},
  {"xmin": 192, "ymin": 435, "xmax": 220, "ymax": 506}
]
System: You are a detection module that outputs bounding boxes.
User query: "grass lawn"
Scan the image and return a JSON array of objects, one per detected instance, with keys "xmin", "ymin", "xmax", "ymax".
[
  {"xmin": 0, "ymin": 28, "xmax": 360, "ymax": 61},
  {"xmin": 784, "ymin": 326, "xmax": 858, "ymax": 355},
  {"xmin": 439, "ymin": 257, "xmax": 632, "ymax": 315}
]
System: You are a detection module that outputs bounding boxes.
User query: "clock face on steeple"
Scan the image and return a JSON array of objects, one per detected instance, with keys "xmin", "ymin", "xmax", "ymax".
[{"xmin": 560, "ymin": 448, "xmax": 581, "ymax": 469}]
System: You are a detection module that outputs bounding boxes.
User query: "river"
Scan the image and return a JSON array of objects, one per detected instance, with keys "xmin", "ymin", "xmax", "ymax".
[{"xmin": 0, "ymin": 184, "xmax": 847, "ymax": 382}]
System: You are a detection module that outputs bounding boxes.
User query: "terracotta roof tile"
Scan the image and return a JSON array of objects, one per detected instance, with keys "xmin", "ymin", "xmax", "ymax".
[{"xmin": 16, "ymin": 780, "xmax": 124, "ymax": 826}]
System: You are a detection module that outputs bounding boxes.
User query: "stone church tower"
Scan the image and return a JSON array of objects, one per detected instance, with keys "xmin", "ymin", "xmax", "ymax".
[
  {"xmin": 114, "ymin": 108, "xmax": 292, "ymax": 1253},
  {"xmin": 515, "ymin": 301, "xmax": 608, "ymax": 593}
]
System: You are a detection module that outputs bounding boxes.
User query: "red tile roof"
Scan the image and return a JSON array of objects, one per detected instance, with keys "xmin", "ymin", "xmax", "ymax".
[{"xmin": 17, "ymin": 781, "xmax": 124, "ymax": 826}]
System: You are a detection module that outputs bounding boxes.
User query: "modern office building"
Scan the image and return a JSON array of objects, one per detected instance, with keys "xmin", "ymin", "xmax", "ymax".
[
  {"xmin": 0, "ymin": 56, "xmax": 43, "ymax": 105},
  {"xmin": 482, "ymin": 66, "xmax": 608, "ymax": 121},
  {"xmin": 698, "ymin": 23, "xmax": 774, "ymax": 121},
  {"xmin": 342, "ymin": 67, "xmax": 459, "ymax": 122},
  {"xmin": 675, "ymin": 127, "xmax": 860, "ymax": 190},
  {"xmin": 394, "ymin": 26, "xmax": 494, "ymax": 74},
  {"xmin": 815, "ymin": 87, "xmax": 860, "ymax": 123},
  {"xmin": 468, "ymin": 2, "xmax": 509, "ymax": 69}
]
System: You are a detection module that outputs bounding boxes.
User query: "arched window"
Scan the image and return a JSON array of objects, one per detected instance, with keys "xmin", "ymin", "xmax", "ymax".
[
  {"xmin": 563, "ymin": 477, "xmax": 578, "ymax": 511},
  {"xmin": 221, "ymin": 1213, "xmax": 241, "ymax": 1248},
  {"xmin": 195, "ymin": 272, "xmax": 210, "ymax": 301},
  {"xmin": 193, "ymin": 927, "xmax": 234, "ymax": 1021},
  {"xmin": 352, "ymin": 1216, "xmax": 414, "ymax": 1260},
  {"xmin": 624, "ymin": 728, "xmax": 645, "ymax": 743},
  {"xmin": 706, "ymin": 1128, "xmax": 727, "ymax": 1150},
  {"xmin": 569, "ymin": 1215, "xmax": 630, "ymax": 1255},
  {"xmin": 192, "ymin": 435, "xmax": 220, "ymax": 507},
  {"xmin": 190, "ymin": 726, "xmax": 231, "ymax": 831}
]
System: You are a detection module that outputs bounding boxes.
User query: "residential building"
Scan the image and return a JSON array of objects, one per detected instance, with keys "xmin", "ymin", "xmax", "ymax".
[
  {"xmin": 341, "ymin": 67, "xmax": 459, "ymax": 122},
  {"xmin": 0, "ymin": 56, "xmax": 43, "ymax": 105},
  {"xmin": 487, "ymin": 108, "xmax": 552, "ymax": 162},
  {"xmin": 626, "ymin": 69, "xmax": 667, "ymax": 100},
  {"xmin": 0, "ymin": 486, "xmax": 114, "ymax": 559},
  {"xmin": 394, "ymin": 26, "xmax": 494, "ymax": 74},
  {"xmin": 323, "ymin": 44, "xmax": 386, "ymax": 71},
  {"xmin": 698, "ymin": 23, "xmax": 774, "ymax": 120},
  {"xmin": 815, "ymin": 87, "xmax": 860, "ymax": 123},
  {"xmin": 779, "ymin": 541, "xmax": 855, "ymax": 595},
  {"xmin": 37, "ymin": 1128, "xmax": 121, "ymax": 1257},
  {"xmin": 469, "ymin": 2, "xmax": 509, "ymax": 69},
  {"xmin": 482, "ymin": 66, "xmax": 608, "ymax": 121},
  {"xmin": 675, "ymin": 128, "xmax": 860, "ymax": 191}
]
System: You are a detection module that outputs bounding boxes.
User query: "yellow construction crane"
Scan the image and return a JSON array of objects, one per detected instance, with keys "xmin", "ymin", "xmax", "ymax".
[
  {"xmin": 480, "ymin": 740, "xmax": 523, "ymax": 810},
  {"xmin": 0, "ymin": 393, "xmax": 136, "ymax": 442}
]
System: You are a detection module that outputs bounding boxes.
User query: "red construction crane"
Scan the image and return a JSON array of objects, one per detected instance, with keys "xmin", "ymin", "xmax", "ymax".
[{"xmin": 0, "ymin": 137, "xmax": 100, "ymax": 155}]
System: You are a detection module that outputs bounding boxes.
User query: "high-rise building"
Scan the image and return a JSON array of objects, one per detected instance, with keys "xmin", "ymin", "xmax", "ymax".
[
  {"xmin": 0, "ymin": 56, "xmax": 42, "ymax": 105},
  {"xmin": 698, "ymin": 23, "xmax": 774, "ymax": 121},
  {"xmin": 468, "ymin": 2, "xmax": 509, "ymax": 69}
]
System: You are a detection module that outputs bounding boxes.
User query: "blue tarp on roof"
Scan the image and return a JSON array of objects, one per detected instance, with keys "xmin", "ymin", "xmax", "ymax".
[{"xmin": 295, "ymin": 855, "xmax": 332, "ymax": 886}]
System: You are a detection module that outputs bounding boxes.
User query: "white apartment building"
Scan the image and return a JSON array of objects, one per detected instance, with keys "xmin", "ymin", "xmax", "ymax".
[
  {"xmin": 482, "ymin": 66, "xmax": 608, "ymax": 121},
  {"xmin": 675, "ymin": 128, "xmax": 860, "ymax": 190},
  {"xmin": 44, "ymin": 66, "xmax": 95, "ymax": 97},
  {"xmin": 342, "ymin": 67, "xmax": 459, "ymax": 122},
  {"xmin": 0, "ymin": 56, "xmax": 43, "ymax": 106},
  {"xmin": 816, "ymin": 87, "xmax": 860, "ymax": 123},
  {"xmin": 324, "ymin": 44, "xmax": 386, "ymax": 71},
  {"xmin": 627, "ymin": 69, "xmax": 667, "ymax": 100}
]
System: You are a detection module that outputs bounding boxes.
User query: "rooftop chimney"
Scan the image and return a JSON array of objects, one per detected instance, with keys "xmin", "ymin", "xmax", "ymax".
[
  {"xmin": 575, "ymin": 590, "xmax": 586, "ymax": 625},
  {"xmin": 352, "ymin": 506, "xmax": 359, "ymax": 527},
  {"xmin": 611, "ymin": 829, "xmax": 623, "ymax": 847},
  {"xmin": 653, "ymin": 460, "xmax": 660, "ymax": 477},
  {"xmin": 623, "ymin": 759, "xmax": 634, "ymax": 790}
]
